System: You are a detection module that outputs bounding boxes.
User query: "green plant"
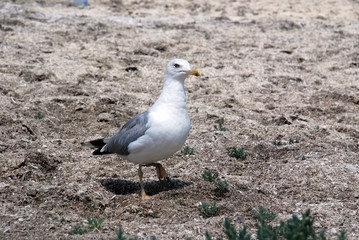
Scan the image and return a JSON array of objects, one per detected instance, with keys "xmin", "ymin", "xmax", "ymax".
[
  {"xmin": 35, "ymin": 112, "xmax": 44, "ymax": 119},
  {"xmin": 87, "ymin": 217, "xmax": 103, "ymax": 231},
  {"xmin": 68, "ymin": 217, "xmax": 103, "ymax": 235},
  {"xmin": 202, "ymin": 170, "xmax": 219, "ymax": 182},
  {"xmin": 197, "ymin": 201, "xmax": 218, "ymax": 217},
  {"xmin": 252, "ymin": 206, "xmax": 276, "ymax": 222},
  {"xmin": 272, "ymin": 139, "xmax": 283, "ymax": 146},
  {"xmin": 215, "ymin": 180, "xmax": 229, "ymax": 194},
  {"xmin": 68, "ymin": 225, "xmax": 86, "ymax": 235},
  {"xmin": 337, "ymin": 231, "xmax": 347, "ymax": 240},
  {"xmin": 252, "ymin": 206, "xmax": 277, "ymax": 239},
  {"xmin": 202, "ymin": 170, "xmax": 229, "ymax": 194},
  {"xmin": 214, "ymin": 122, "xmax": 226, "ymax": 131},
  {"xmin": 288, "ymin": 138, "xmax": 299, "ymax": 144},
  {"xmin": 181, "ymin": 146, "xmax": 194, "ymax": 155},
  {"xmin": 207, "ymin": 218, "xmax": 251, "ymax": 240},
  {"xmin": 277, "ymin": 209, "xmax": 316, "ymax": 239},
  {"xmin": 301, "ymin": 155, "xmax": 306, "ymax": 160},
  {"xmin": 226, "ymin": 146, "xmax": 247, "ymax": 160},
  {"xmin": 223, "ymin": 218, "xmax": 251, "ymax": 240},
  {"xmin": 110, "ymin": 228, "xmax": 142, "ymax": 240}
]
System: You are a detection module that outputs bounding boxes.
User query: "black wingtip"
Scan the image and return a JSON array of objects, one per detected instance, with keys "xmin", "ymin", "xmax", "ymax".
[
  {"xmin": 92, "ymin": 148, "xmax": 112, "ymax": 155},
  {"xmin": 82, "ymin": 138, "xmax": 106, "ymax": 148},
  {"xmin": 89, "ymin": 138, "xmax": 106, "ymax": 148},
  {"xmin": 82, "ymin": 138, "xmax": 113, "ymax": 155}
]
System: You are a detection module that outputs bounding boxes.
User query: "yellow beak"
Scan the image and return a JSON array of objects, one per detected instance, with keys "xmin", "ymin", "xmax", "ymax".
[{"xmin": 184, "ymin": 69, "xmax": 200, "ymax": 77}]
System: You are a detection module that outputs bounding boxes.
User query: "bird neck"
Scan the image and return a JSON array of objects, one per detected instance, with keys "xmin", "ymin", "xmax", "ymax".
[{"xmin": 154, "ymin": 78, "xmax": 187, "ymax": 109}]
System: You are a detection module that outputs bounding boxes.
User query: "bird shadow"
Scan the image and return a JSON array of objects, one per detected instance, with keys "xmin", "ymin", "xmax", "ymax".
[{"xmin": 98, "ymin": 177, "xmax": 192, "ymax": 196}]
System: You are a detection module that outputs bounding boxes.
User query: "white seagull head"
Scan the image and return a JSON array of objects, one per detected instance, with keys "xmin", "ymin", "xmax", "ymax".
[{"xmin": 165, "ymin": 59, "xmax": 200, "ymax": 80}]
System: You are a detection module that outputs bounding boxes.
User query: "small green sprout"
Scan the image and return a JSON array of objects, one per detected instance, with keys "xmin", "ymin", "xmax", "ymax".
[
  {"xmin": 202, "ymin": 170, "xmax": 219, "ymax": 182},
  {"xmin": 35, "ymin": 112, "xmax": 44, "ymax": 119},
  {"xmin": 226, "ymin": 146, "xmax": 247, "ymax": 160},
  {"xmin": 68, "ymin": 217, "xmax": 103, "ymax": 235},
  {"xmin": 181, "ymin": 146, "xmax": 194, "ymax": 155},
  {"xmin": 214, "ymin": 122, "xmax": 226, "ymax": 131},
  {"xmin": 215, "ymin": 180, "xmax": 229, "ymax": 194},
  {"xmin": 87, "ymin": 217, "xmax": 103, "ymax": 231},
  {"xmin": 272, "ymin": 139, "xmax": 282, "ymax": 146},
  {"xmin": 288, "ymin": 138, "xmax": 299, "ymax": 144},
  {"xmin": 68, "ymin": 225, "xmax": 86, "ymax": 235},
  {"xmin": 110, "ymin": 228, "xmax": 140, "ymax": 240},
  {"xmin": 202, "ymin": 170, "xmax": 229, "ymax": 194},
  {"xmin": 197, "ymin": 201, "xmax": 217, "ymax": 217}
]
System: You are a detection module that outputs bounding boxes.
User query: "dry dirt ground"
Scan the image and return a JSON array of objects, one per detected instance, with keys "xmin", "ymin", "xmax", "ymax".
[{"xmin": 1, "ymin": 0, "xmax": 359, "ymax": 239}]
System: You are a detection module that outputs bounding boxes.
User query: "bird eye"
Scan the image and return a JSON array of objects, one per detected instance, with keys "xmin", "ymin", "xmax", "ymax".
[{"xmin": 174, "ymin": 63, "xmax": 180, "ymax": 68}]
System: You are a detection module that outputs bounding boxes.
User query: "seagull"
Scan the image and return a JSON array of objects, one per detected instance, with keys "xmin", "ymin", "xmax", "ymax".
[{"xmin": 83, "ymin": 59, "xmax": 200, "ymax": 199}]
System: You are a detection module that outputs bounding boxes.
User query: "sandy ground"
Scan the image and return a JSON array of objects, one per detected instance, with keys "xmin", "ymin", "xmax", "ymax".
[{"xmin": 0, "ymin": 0, "xmax": 359, "ymax": 239}]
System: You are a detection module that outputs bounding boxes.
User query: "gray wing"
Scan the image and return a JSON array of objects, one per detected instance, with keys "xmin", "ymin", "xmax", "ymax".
[{"xmin": 101, "ymin": 111, "xmax": 149, "ymax": 155}]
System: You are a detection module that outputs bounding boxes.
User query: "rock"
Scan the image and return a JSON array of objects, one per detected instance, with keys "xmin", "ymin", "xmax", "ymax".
[{"xmin": 97, "ymin": 113, "xmax": 113, "ymax": 122}]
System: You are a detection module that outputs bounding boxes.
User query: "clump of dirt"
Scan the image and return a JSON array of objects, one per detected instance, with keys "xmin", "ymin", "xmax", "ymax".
[{"xmin": 14, "ymin": 151, "xmax": 60, "ymax": 180}]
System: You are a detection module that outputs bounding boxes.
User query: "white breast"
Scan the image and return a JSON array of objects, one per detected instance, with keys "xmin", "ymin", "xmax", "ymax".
[{"xmin": 126, "ymin": 106, "xmax": 190, "ymax": 164}]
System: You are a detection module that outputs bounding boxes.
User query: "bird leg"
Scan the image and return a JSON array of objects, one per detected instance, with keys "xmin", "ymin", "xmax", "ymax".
[
  {"xmin": 138, "ymin": 165, "xmax": 151, "ymax": 200},
  {"xmin": 144, "ymin": 163, "xmax": 167, "ymax": 181}
]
